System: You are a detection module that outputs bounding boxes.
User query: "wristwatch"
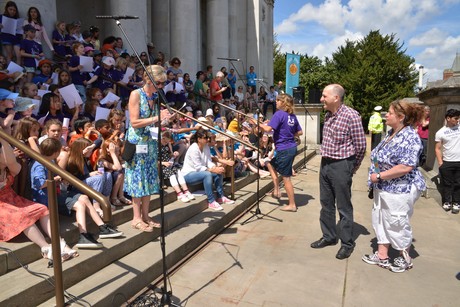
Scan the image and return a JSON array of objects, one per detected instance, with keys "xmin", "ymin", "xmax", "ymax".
[{"xmin": 376, "ymin": 173, "xmax": 381, "ymax": 180}]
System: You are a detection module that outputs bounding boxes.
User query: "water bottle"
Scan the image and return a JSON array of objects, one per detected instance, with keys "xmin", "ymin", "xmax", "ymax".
[{"xmin": 97, "ymin": 160, "xmax": 105, "ymax": 174}]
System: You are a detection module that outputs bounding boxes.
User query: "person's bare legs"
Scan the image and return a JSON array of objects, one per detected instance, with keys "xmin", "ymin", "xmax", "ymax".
[
  {"xmin": 378, "ymin": 244, "xmax": 390, "ymax": 259},
  {"xmin": 38, "ymin": 215, "xmax": 52, "ymax": 238},
  {"xmin": 22, "ymin": 224, "xmax": 49, "ymax": 248},
  {"xmin": 141, "ymin": 195, "xmax": 160, "ymax": 228},
  {"xmin": 280, "ymin": 176, "xmax": 297, "ymax": 211},
  {"xmin": 111, "ymin": 173, "xmax": 124, "ymax": 200},
  {"xmin": 73, "ymin": 200, "xmax": 89, "ymax": 233},
  {"xmin": 266, "ymin": 163, "xmax": 280, "ymax": 197}
]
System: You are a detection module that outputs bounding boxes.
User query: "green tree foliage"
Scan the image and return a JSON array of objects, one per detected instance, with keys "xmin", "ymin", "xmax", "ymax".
[
  {"xmin": 273, "ymin": 34, "xmax": 286, "ymax": 84},
  {"xmin": 332, "ymin": 30, "xmax": 417, "ymax": 125},
  {"xmin": 273, "ymin": 30, "xmax": 418, "ymax": 126}
]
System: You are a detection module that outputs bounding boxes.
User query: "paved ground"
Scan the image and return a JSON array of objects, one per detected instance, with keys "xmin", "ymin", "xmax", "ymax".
[{"xmin": 165, "ymin": 154, "xmax": 460, "ymax": 307}]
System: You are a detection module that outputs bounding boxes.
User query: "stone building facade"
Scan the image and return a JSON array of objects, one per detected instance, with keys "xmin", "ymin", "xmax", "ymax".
[
  {"xmin": 10, "ymin": 0, "xmax": 274, "ymax": 86},
  {"xmin": 418, "ymin": 53, "xmax": 460, "ymax": 171}
]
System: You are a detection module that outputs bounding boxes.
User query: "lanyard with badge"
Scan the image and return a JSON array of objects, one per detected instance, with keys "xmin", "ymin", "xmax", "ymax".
[{"xmin": 135, "ymin": 90, "xmax": 158, "ymax": 154}]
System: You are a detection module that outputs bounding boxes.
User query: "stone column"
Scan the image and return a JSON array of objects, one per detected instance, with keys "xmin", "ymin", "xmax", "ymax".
[
  {"xmin": 228, "ymin": 0, "xmax": 238, "ymax": 59},
  {"xmin": 294, "ymin": 104, "xmax": 323, "ymax": 147},
  {"xmin": 246, "ymin": 0, "xmax": 259, "ymax": 79},
  {"xmin": 151, "ymin": 0, "xmax": 171, "ymax": 59},
  {"xmin": 233, "ymin": 0, "xmax": 247, "ymax": 89},
  {"xmin": 207, "ymin": 0, "xmax": 229, "ymax": 74},
  {"xmin": 170, "ymin": 0, "xmax": 199, "ymax": 75}
]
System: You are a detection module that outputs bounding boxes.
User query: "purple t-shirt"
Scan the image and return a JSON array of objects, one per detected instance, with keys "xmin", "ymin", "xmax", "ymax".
[
  {"xmin": 69, "ymin": 55, "xmax": 89, "ymax": 85},
  {"xmin": 268, "ymin": 110, "xmax": 301, "ymax": 151},
  {"xmin": 20, "ymin": 39, "xmax": 43, "ymax": 68}
]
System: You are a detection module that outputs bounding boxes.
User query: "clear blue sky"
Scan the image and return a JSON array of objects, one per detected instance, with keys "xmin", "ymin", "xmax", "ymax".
[{"xmin": 274, "ymin": 0, "xmax": 460, "ymax": 85}]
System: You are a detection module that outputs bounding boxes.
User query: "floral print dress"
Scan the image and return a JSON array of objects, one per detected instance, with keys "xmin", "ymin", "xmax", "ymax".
[{"xmin": 124, "ymin": 89, "xmax": 159, "ymax": 197}]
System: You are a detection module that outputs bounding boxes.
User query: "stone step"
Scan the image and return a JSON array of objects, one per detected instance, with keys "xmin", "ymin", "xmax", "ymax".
[
  {"xmin": 0, "ymin": 169, "xmax": 245, "ymax": 275},
  {"xmin": 1, "ymin": 148, "xmax": 314, "ymax": 306}
]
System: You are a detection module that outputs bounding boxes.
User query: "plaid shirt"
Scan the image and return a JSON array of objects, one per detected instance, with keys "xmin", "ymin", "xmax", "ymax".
[{"xmin": 321, "ymin": 104, "xmax": 367, "ymax": 171}]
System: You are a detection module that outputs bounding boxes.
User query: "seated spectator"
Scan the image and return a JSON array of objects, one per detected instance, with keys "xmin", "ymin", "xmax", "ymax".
[
  {"xmin": 12, "ymin": 116, "xmax": 40, "ymax": 199},
  {"xmin": 97, "ymin": 135, "xmax": 131, "ymax": 207},
  {"xmin": 82, "ymin": 99, "xmax": 99, "ymax": 122},
  {"xmin": 66, "ymin": 137, "xmax": 113, "ymax": 218},
  {"xmin": 0, "ymin": 132, "xmax": 78, "ymax": 262},
  {"xmin": 13, "ymin": 97, "xmax": 37, "ymax": 121},
  {"xmin": 0, "ymin": 89, "xmax": 19, "ymax": 135},
  {"xmin": 31, "ymin": 138, "xmax": 122, "ymax": 249},
  {"xmin": 32, "ymin": 59, "xmax": 54, "ymax": 86},
  {"xmin": 180, "ymin": 129, "xmax": 234, "ymax": 211},
  {"xmin": 38, "ymin": 119, "xmax": 69, "ymax": 169},
  {"xmin": 37, "ymin": 92, "xmax": 77, "ymax": 129},
  {"xmin": 68, "ymin": 117, "xmax": 92, "ymax": 146},
  {"xmin": 160, "ymin": 130, "xmax": 195, "ymax": 203}
]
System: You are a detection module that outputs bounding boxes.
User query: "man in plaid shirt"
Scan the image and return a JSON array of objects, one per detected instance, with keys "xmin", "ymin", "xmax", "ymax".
[{"xmin": 310, "ymin": 84, "xmax": 366, "ymax": 260}]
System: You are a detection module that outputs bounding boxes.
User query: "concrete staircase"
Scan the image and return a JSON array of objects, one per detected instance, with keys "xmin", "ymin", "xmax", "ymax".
[{"xmin": 0, "ymin": 148, "xmax": 315, "ymax": 307}]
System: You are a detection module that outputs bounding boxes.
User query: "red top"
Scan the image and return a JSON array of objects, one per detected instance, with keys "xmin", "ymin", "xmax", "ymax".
[{"xmin": 210, "ymin": 79, "xmax": 222, "ymax": 101}]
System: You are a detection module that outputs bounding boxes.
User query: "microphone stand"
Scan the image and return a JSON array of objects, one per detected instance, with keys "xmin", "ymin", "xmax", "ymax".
[
  {"xmin": 297, "ymin": 100, "xmax": 317, "ymax": 173},
  {"xmin": 110, "ymin": 18, "xmax": 177, "ymax": 306},
  {"xmin": 223, "ymin": 58, "xmax": 248, "ymax": 107},
  {"xmin": 241, "ymin": 108, "xmax": 282, "ymax": 225}
]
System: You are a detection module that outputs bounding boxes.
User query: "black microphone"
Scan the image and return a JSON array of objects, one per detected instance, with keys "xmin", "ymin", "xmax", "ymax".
[
  {"xmin": 96, "ymin": 15, "xmax": 139, "ymax": 19},
  {"xmin": 217, "ymin": 57, "xmax": 240, "ymax": 61}
]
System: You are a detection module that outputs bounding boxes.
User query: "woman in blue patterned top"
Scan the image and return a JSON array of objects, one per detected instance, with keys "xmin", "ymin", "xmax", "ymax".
[
  {"xmin": 124, "ymin": 65, "xmax": 172, "ymax": 232},
  {"xmin": 362, "ymin": 100, "xmax": 426, "ymax": 273}
]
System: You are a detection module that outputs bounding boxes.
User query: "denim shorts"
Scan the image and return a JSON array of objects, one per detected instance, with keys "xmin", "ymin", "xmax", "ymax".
[{"xmin": 269, "ymin": 146, "xmax": 297, "ymax": 177}]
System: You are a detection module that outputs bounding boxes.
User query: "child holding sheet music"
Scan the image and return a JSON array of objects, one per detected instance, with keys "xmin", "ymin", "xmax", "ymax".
[
  {"xmin": 68, "ymin": 43, "xmax": 89, "ymax": 102},
  {"xmin": 0, "ymin": 1, "xmax": 22, "ymax": 63},
  {"xmin": 20, "ymin": 24, "xmax": 44, "ymax": 82}
]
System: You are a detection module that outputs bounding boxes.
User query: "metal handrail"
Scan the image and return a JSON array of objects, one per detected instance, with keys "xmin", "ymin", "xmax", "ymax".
[
  {"xmin": 0, "ymin": 129, "xmax": 111, "ymax": 307},
  {"xmin": 0, "ymin": 130, "xmax": 111, "ymax": 220}
]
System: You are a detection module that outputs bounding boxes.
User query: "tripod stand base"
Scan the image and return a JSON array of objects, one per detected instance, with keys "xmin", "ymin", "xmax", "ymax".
[{"xmin": 241, "ymin": 207, "xmax": 283, "ymax": 225}]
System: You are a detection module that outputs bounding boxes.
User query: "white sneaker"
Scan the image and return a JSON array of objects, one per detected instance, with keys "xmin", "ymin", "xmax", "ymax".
[
  {"xmin": 178, "ymin": 193, "xmax": 190, "ymax": 203},
  {"xmin": 452, "ymin": 203, "xmax": 459, "ymax": 214},
  {"xmin": 208, "ymin": 201, "xmax": 223, "ymax": 211},
  {"xmin": 185, "ymin": 191, "xmax": 195, "ymax": 201}
]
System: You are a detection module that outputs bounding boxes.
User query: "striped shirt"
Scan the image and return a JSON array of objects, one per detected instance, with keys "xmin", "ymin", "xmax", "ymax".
[{"xmin": 321, "ymin": 104, "xmax": 367, "ymax": 171}]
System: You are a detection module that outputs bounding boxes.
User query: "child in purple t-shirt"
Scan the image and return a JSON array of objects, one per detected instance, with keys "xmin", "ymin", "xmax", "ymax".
[
  {"xmin": 20, "ymin": 25, "xmax": 44, "ymax": 82},
  {"xmin": 259, "ymin": 93, "xmax": 303, "ymax": 212}
]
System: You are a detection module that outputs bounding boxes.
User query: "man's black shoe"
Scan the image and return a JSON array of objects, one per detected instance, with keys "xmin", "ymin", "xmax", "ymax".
[
  {"xmin": 336, "ymin": 245, "xmax": 354, "ymax": 260},
  {"xmin": 310, "ymin": 238, "xmax": 337, "ymax": 249}
]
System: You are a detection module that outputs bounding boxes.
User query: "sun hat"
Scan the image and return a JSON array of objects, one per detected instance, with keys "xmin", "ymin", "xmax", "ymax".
[
  {"xmin": 0, "ymin": 88, "xmax": 19, "ymax": 100},
  {"xmin": 196, "ymin": 117, "xmax": 210, "ymax": 130},
  {"xmin": 205, "ymin": 108, "xmax": 214, "ymax": 117},
  {"xmin": 13, "ymin": 97, "xmax": 35, "ymax": 112},
  {"xmin": 84, "ymin": 46, "xmax": 95, "ymax": 53},
  {"xmin": 374, "ymin": 106, "xmax": 383, "ymax": 111},
  {"xmin": 38, "ymin": 59, "xmax": 53, "ymax": 68},
  {"xmin": 102, "ymin": 56, "xmax": 115, "ymax": 66}
]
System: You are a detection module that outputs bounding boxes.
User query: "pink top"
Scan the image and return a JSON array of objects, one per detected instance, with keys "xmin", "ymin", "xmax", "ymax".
[
  {"xmin": 417, "ymin": 118, "xmax": 429, "ymax": 139},
  {"xmin": 23, "ymin": 20, "xmax": 54, "ymax": 51}
]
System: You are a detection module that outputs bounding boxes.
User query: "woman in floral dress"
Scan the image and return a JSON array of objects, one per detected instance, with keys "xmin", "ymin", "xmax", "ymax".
[{"xmin": 124, "ymin": 65, "xmax": 172, "ymax": 232}]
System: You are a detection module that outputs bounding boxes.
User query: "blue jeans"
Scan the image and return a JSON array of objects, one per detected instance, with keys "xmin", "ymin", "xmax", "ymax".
[{"xmin": 184, "ymin": 171, "xmax": 223, "ymax": 203}]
